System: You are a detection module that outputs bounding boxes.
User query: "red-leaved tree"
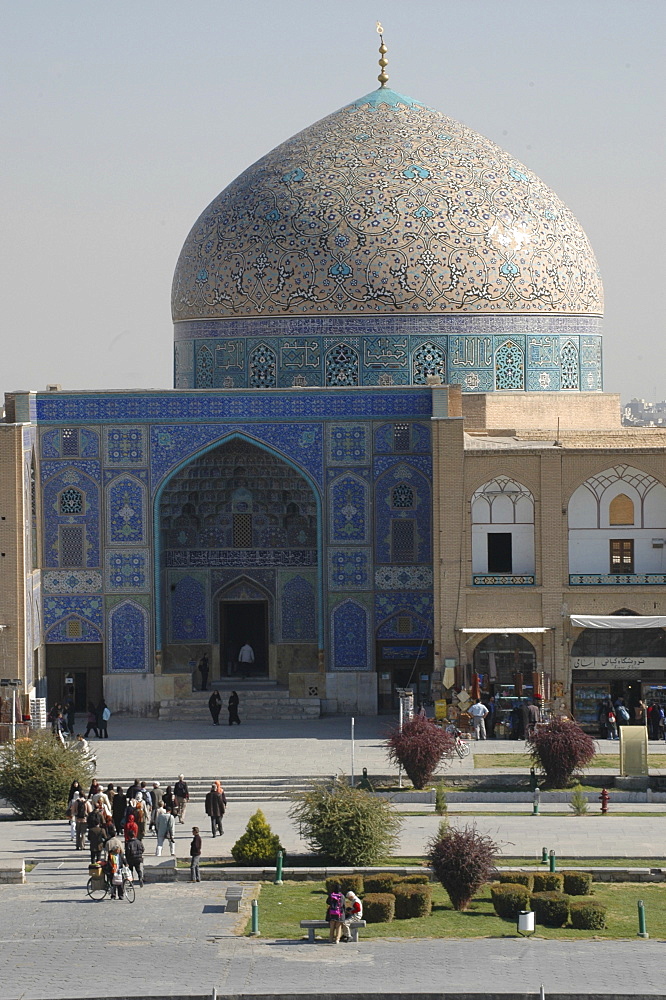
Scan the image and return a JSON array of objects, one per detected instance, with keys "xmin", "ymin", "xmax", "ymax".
[
  {"xmin": 526, "ymin": 717, "xmax": 596, "ymax": 787},
  {"xmin": 428, "ymin": 824, "xmax": 498, "ymax": 911},
  {"xmin": 385, "ymin": 716, "xmax": 455, "ymax": 789}
]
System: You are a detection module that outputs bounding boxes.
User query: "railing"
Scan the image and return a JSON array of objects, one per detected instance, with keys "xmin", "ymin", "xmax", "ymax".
[
  {"xmin": 569, "ymin": 573, "xmax": 666, "ymax": 586},
  {"xmin": 472, "ymin": 574, "xmax": 535, "ymax": 586}
]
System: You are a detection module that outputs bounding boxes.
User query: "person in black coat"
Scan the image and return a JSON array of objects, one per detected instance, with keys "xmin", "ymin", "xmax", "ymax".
[
  {"xmin": 208, "ymin": 690, "xmax": 222, "ymax": 726},
  {"xmin": 204, "ymin": 783, "xmax": 227, "ymax": 837},
  {"xmin": 228, "ymin": 691, "xmax": 241, "ymax": 726},
  {"xmin": 112, "ymin": 787, "xmax": 127, "ymax": 832}
]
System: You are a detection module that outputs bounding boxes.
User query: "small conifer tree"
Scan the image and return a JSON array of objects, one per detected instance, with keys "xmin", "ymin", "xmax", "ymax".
[{"xmin": 231, "ymin": 809, "xmax": 283, "ymax": 865}]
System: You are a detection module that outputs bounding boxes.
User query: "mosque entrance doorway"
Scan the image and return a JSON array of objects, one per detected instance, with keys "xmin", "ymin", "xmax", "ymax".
[{"xmin": 220, "ymin": 601, "xmax": 268, "ymax": 678}]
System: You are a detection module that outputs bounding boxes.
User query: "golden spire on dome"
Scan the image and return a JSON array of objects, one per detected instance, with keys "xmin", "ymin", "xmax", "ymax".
[{"xmin": 376, "ymin": 22, "xmax": 388, "ymax": 87}]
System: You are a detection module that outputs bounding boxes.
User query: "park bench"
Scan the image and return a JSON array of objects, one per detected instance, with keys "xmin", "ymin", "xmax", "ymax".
[
  {"xmin": 299, "ymin": 919, "xmax": 367, "ymax": 943},
  {"xmin": 224, "ymin": 885, "xmax": 245, "ymax": 912}
]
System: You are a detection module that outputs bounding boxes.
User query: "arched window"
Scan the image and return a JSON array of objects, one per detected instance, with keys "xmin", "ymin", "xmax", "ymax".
[
  {"xmin": 495, "ymin": 340, "xmax": 524, "ymax": 390},
  {"xmin": 249, "ymin": 343, "xmax": 277, "ymax": 388},
  {"xmin": 391, "ymin": 483, "xmax": 414, "ymax": 509},
  {"xmin": 412, "ymin": 342, "xmax": 446, "ymax": 385},
  {"xmin": 325, "ymin": 343, "xmax": 359, "ymax": 386},
  {"xmin": 609, "ymin": 493, "xmax": 634, "ymax": 525},
  {"xmin": 470, "ymin": 478, "xmax": 535, "ymax": 578},
  {"xmin": 59, "ymin": 487, "xmax": 84, "ymax": 515},
  {"xmin": 196, "ymin": 344, "xmax": 214, "ymax": 388},
  {"xmin": 560, "ymin": 340, "xmax": 579, "ymax": 390}
]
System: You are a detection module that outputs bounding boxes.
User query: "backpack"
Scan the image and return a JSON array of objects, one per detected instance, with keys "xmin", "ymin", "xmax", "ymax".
[
  {"xmin": 76, "ymin": 798, "xmax": 87, "ymax": 820},
  {"xmin": 327, "ymin": 892, "xmax": 344, "ymax": 920},
  {"xmin": 618, "ymin": 705, "xmax": 630, "ymax": 722}
]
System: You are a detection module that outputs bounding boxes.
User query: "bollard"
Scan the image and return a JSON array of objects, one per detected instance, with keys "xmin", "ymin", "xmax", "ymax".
[
  {"xmin": 529, "ymin": 767, "xmax": 537, "ymax": 792},
  {"xmin": 274, "ymin": 849, "xmax": 284, "ymax": 885},
  {"xmin": 541, "ymin": 846, "xmax": 548, "ymax": 864},
  {"xmin": 549, "ymin": 849, "xmax": 556, "ymax": 872},
  {"xmin": 637, "ymin": 899, "xmax": 649, "ymax": 938},
  {"xmin": 250, "ymin": 898, "xmax": 260, "ymax": 936},
  {"xmin": 532, "ymin": 788, "xmax": 540, "ymax": 815}
]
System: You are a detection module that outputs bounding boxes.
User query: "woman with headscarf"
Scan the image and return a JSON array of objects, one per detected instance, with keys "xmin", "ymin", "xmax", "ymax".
[{"xmin": 341, "ymin": 891, "xmax": 363, "ymax": 942}]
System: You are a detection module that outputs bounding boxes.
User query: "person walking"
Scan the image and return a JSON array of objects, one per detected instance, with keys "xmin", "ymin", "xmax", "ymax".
[
  {"xmin": 88, "ymin": 818, "xmax": 106, "ymax": 865},
  {"xmin": 74, "ymin": 793, "xmax": 88, "ymax": 851},
  {"xmin": 111, "ymin": 786, "xmax": 127, "ymax": 832},
  {"xmin": 526, "ymin": 699, "xmax": 541, "ymax": 737},
  {"xmin": 135, "ymin": 794, "xmax": 148, "ymax": 840},
  {"xmin": 149, "ymin": 782, "xmax": 162, "ymax": 833},
  {"xmin": 228, "ymin": 691, "xmax": 241, "ymax": 726},
  {"xmin": 104, "ymin": 825, "xmax": 125, "ymax": 900},
  {"xmin": 98, "ymin": 699, "xmax": 110, "ymax": 738},
  {"xmin": 189, "ymin": 827, "xmax": 202, "ymax": 882},
  {"xmin": 174, "ymin": 775, "xmax": 189, "ymax": 823},
  {"xmin": 64, "ymin": 696, "xmax": 76, "ymax": 737},
  {"xmin": 208, "ymin": 690, "xmax": 222, "ymax": 726},
  {"xmin": 204, "ymin": 782, "xmax": 227, "ymax": 837},
  {"xmin": 125, "ymin": 833, "xmax": 145, "ymax": 887},
  {"xmin": 237, "ymin": 642, "xmax": 254, "ymax": 678},
  {"xmin": 155, "ymin": 805, "xmax": 176, "ymax": 856},
  {"xmin": 198, "ymin": 655, "xmax": 209, "ymax": 692},
  {"xmin": 83, "ymin": 702, "xmax": 99, "ymax": 739},
  {"xmin": 486, "ymin": 695, "xmax": 497, "ymax": 739},
  {"xmin": 469, "ymin": 699, "xmax": 489, "ymax": 740}
]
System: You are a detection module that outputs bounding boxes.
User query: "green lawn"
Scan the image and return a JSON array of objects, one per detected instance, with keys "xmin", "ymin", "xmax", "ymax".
[
  {"xmin": 246, "ymin": 879, "xmax": 666, "ymax": 940},
  {"xmin": 474, "ymin": 753, "xmax": 666, "ymax": 769}
]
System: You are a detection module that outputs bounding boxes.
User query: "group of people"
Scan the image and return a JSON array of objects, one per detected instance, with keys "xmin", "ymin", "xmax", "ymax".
[
  {"xmin": 597, "ymin": 697, "xmax": 666, "ymax": 740},
  {"xmin": 467, "ymin": 696, "xmax": 541, "ymax": 740},
  {"xmin": 207, "ymin": 690, "xmax": 241, "ymax": 726},
  {"xmin": 325, "ymin": 883, "xmax": 363, "ymax": 943},
  {"xmin": 48, "ymin": 698, "xmax": 110, "ymax": 740}
]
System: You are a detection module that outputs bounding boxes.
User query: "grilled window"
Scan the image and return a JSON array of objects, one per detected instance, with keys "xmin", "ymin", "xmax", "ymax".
[
  {"xmin": 233, "ymin": 512, "xmax": 253, "ymax": 548},
  {"xmin": 392, "ymin": 519, "xmax": 415, "ymax": 563},
  {"xmin": 610, "ymin": 539, "xmax": 634, "ymax": 574}
]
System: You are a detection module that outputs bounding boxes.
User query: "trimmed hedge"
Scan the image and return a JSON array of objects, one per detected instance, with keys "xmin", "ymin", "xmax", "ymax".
[
  {"xmin": 570, "ymin": 898, "xmax": 607, "ymax": 930},
  {"xmin": 491, "ymin": 883, "xmax": 531, "ymax": 919},
  {"xmin": 497, "ymin": 871, "xmax": 534, "ymax": 891},
  {"xmin": 398, "ymin": 874, "xmax": 431, "ymax": 886},
  {"xmin": 562, "ymin": 871, "xmax": 593, "ymax": 896},
  {"xmin": 364, "ymin": 873, "xmax": 397, "ymax": 894},
  {"xmin": 363, "ymin": 892, "xmax": 395, "ymax": 923},
  {"xmin": 532, "ymin": 872, "xmax": 564, "ymax": 893},
  {"xmin": 531, "ymin": 891, "xmax": 570, "ymax": 927},
  {"xmin": 325, "ymin": 875, "xmax": 364, "ymax": 896},
  {"xmin": 393, "ymin": 884, "xmax": 433, "ymax": 919}
]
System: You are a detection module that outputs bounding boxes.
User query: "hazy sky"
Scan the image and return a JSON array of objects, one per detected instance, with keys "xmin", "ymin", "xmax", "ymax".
[{"xmin": 2, "ymin": 0, "xmax": 665, "ymax": 402}]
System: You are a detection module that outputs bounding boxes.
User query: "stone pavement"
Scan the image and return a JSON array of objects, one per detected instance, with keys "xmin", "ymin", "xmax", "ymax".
[{"xmin": 0, "ymin": 871, "xmax": 665, "ymax": 998}]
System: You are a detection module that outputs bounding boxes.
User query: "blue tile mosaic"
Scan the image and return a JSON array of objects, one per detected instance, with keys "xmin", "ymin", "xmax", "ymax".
[
  {"xmin": 106, "ymin": 551, "xmax": 148, "ymax": 591},
  {"xmin": 105, "ymin": 427, "xmax": 146, "ymax": 465},
  {"xmin": 170, "ymin": 574, "xmax": 207, "ymax": 642},
  {"xmin": 375, "ymin": 591, "xmax": 433, "ymax": 639},
  {"xmin": 328, "ymin": 424, "xmax": 368, "ymax": 464},
  {"xmin": 108, "ymin": 600, "xmax": 150, "ymax": 671},
  {"xmin": 107, "ymin": 474, "xmax": 146, "ymax": 544},
  {"xmin": 281, "ymin": 574, "xmax": 316, "ymax": 641},
  {"xmin": 41, "ymin": 466, "xmax": 100, "ymax": 568},
  {"xmin": 330, "ymin": 474, "xmax": 368, "ymax": 544},
  {"xmin": 332, "ymin": 600, "xmax": 370, "ymax": 670},
  {"xmin": 329, "ymin": 549, "xmax": 370, "ymax": 590}
]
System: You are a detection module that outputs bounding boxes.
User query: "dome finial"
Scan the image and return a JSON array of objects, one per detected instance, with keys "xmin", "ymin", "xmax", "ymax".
[{"xmin": 376, "ymin": 22, "xmax": 389, "ymax": 87}]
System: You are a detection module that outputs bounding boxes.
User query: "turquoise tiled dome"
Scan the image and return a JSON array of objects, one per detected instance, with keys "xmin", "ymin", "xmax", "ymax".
[{"xmin": 172, "ymin": 87, "xmax": 603, "ymax": 391}]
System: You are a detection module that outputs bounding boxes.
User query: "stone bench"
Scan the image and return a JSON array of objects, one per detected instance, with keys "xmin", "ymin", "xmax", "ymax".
[
  {"xmin": 224, "ymin": 885, "xmax": 245, "ymax": 912},
  {"xmin": 299, "ymin": 919, "xmax": 366, "ymax": 943}
]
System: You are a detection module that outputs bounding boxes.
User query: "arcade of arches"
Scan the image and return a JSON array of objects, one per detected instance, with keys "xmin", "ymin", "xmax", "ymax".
[{"xmin": 158, "ymin": 438, "xmax": 319, "ymax": 680}]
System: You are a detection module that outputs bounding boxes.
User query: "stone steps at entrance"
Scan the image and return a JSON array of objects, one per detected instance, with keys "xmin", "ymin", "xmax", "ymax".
[
  {"xmin": 100, "ymin": 775, "xmax": 325, "ymax": 802},
  {"xmin": 158, "ymin": 686, "xmax": 320, "ymax": 722}
]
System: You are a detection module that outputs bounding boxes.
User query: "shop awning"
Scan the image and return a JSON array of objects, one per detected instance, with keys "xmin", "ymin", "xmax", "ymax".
[
  {"xmin": 570, "ymin": 615, "xmax": 666, "ymax": 629},
  {"xmin": 458, "ymin": 627, "xmax": 552, "ymax": 633}
]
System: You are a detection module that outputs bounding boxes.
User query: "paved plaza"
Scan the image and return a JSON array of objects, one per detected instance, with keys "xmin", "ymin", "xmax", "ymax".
[{"xmin": 1, "ymin": 717, "xmax": 665, "ymax": 997}]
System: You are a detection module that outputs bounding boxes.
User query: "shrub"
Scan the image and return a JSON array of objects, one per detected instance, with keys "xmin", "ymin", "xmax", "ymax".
[
  {"xmin": 394, "ymin": 884, "xmax": 432, "ymax": 919},
  {"xmin": 526, "ymin": 718, "xmax": 596, "ymax": 787},
  {"xmin": 531, "ymin": 891, "xmax": 570, "ymax": 927},
  {"xmin": 532, "ymin": 872, "xmax": 564, "ymax": 893},
  {"xmin": 363, "ymin": 892, "xmax": 395, "ymax": 923},
  {"xmin": 491, "ymin": 883, "xmax": 531, "ymax": 919},
  {"xmin": 230, "ymin": 809, "xmax": 283, "ymax": 865},
  {"xmin": 289, "ymin": 777, "xmax": 401, "ymax": 865},
  {"xmin": 427, "ymin": 823, "xmax": 498, "ymax": 911},
  {"xmin": 398, "ymin": 874, "xmax": 431, "ymax": 885},
  {"xmin": 435, "ymin": 784, "xmax": 448, "ymax": 817},
  {"xmin": 563, "ymin": 871, "xmax": 593, "ymax": 896},
  {"xmin": 570, "ymin": 899, "xmax": 607, "ymax": 930},
  {"xmin": 0, "ymin": 731, "xmax": 95, "ymax": 820},
  {"xmin": 364, "ymin": 873, "xmax": 397, "ymax": 894},
  {"xmin": 569, "ymin": 786, "xmax": 589, "ymax": 815},
  {"xmin": 497, "ymin": 871, "xmax": 534, "ymax": 891},
  {"xmin": 385, "ymin": 716, "xmax": 455, "ymax": 789},
  {"xmin": 325, "ymin": 874, "xmax": 364, "ymax": 896}
]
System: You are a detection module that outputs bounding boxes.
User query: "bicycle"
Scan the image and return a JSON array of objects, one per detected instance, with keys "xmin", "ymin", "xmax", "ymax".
[{"xmin": 86, "ymin": 864, "xmax": 135, "ymax": 903}]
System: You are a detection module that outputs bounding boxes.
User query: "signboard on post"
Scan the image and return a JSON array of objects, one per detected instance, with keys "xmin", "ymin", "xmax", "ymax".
[{"xmin": 619, "ymin": 725, "xmax": 649, "ymax": 776}]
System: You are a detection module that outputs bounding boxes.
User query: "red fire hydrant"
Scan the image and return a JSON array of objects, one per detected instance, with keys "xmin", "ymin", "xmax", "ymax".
[{"xmin": 600, "ymin": 787, "xmax": 609, "ymax": 813}]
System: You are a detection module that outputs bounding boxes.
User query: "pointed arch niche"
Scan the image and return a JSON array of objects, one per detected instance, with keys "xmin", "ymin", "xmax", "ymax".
[
  {"xmin": 470, "ymin": 477, "xmax": 535, "ymax": 581},
  {"xmin": 153, "ymin": 433, "xmax": 323, "ymax": 674}
]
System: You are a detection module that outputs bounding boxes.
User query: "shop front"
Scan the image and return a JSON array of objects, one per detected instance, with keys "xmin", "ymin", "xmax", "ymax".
[
  {"xmin": 570, "ymin": 614, "xmax": 666, "ymax": 731},
  {"xmin": 376, "ymin": 640, "xmax": 433, "ymax": 713}
]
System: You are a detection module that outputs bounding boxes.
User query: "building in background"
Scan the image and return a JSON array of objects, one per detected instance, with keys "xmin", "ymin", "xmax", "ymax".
[{"xmin": 2, "ymin": 66, "xmax": 665, "ymax": 726}]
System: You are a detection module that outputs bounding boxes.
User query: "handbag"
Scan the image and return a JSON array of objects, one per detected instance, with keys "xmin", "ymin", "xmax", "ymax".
[{"xmin": 102, "ymin": 707, "xmax": 111, "ymax": 721}]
